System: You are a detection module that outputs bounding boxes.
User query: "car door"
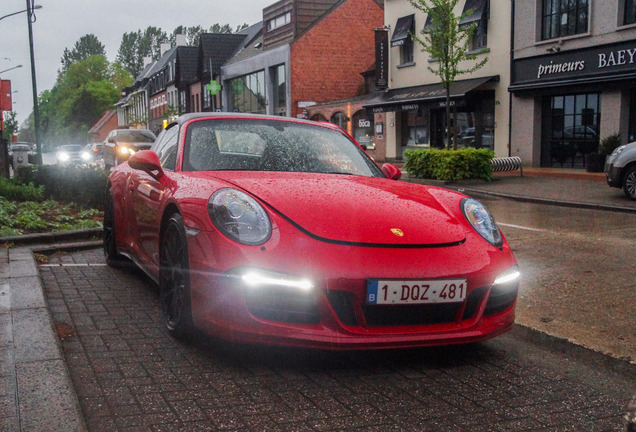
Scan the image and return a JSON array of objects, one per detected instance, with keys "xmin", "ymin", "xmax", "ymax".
[{"xmin": 129, "ymin": 125, "xmax": 180, "ymax": 266}]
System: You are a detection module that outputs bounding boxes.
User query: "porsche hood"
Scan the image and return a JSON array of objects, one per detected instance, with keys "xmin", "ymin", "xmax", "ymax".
[{"xmin": 214, "ymin": 173, "xmax": 467, "ymax": 247}]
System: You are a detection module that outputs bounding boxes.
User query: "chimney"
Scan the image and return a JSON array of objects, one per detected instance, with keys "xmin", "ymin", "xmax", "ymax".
[
  {"xmin": 143, "ymin": 56, "xmax": 153, "ymax": 67},
  {"xmin": 160, "ymin": 43, "xmax": 171, "ymax": 57},
  {"xmin": 176, "ymin": 34, "xmax": 187, "ymax": 46}
]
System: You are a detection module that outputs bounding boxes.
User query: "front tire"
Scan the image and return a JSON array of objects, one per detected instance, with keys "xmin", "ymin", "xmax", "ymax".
[
  {"xmin": 159, "ymin": 213, "xmax": 193, "ymax": 337},
  {"xmin": 623, "ymin": 166, "xmax": 636, "ymax": 200}
]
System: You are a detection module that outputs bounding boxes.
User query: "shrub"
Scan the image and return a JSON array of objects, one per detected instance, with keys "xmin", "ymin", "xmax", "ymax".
[
  {"xmin": 0, "ymin": 176, "xmax": 45, "ymax": 201},
  {"xmin": 404, "ymin": 148, "xmax": 494, "ymax": 181},
  {"xmin": 14, "ymin": 164, "xmax": 109, "ymax": 209},
  {"xmin": 599, "ymin": 132, "xmax": 622, "ymax": 156}
]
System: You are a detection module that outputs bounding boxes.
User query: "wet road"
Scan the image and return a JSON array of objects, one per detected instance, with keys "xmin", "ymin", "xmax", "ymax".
[
  {"xmin": 477, "ymin": 194, "xmax": 636, "ymax": 363},
  {"xmin": 40, "ymin": 246, "xmax": 634, "ymax": 431}
]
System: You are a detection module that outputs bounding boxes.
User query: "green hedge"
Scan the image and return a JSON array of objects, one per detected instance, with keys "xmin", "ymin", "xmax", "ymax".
[
  {"xmin": 13, "ymin": 164, "xmax": 110, "ymax": 209},
  {"xmin": 0, "ymin": 177, "xmax": 45, "ymax": 202},
  {"xmin": 404, "ymin": 148, "xmax": 495, "ymax": 181}
]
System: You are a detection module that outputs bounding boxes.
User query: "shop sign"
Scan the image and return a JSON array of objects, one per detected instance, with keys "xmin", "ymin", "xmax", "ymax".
[
  {"xmin": 512, "ymin": 40, "xmax": 636, "ymax": 87},
  {"xmin": 374, "ymin": 28, "xmax": 389, "ymax": 90}
]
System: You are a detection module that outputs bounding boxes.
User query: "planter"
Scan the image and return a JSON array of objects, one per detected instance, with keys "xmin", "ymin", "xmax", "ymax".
[{"xmin": 585, "ymin": 153, "xmax": 606, "ymax": 172}]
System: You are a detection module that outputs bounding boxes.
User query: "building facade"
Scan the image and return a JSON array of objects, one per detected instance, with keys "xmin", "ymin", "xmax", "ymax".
[
  {"xmin": 510, "ymin": 0, "xmax": 636, "ymax": 168},
  {"xmin": 365, "ymin": 0, "xmax": 511, "ymax": 161},
  {"xmin": 221, "ymin": 0, "xmax": 384, "ymax": 118}
]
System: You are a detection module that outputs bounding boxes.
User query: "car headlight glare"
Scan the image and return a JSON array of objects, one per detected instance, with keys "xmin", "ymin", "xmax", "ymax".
[
  {"xmin": 58, "ymin": 152, "xmax": 69, "ymax": 161},
  {"xmin": 461, "ymin": 198, "xmax": 503, "ymax": 247},
  {"xmin": 208, "ymin": 188, "xmax": 271, "ymax": 245},
  {"xmin": 81, "ymin": 151, "xmax": 91, "ymax": 161},
  {"xmin": 494, "ymin": 265, "xmax": 520, "ymax": 285},
  {"xmin": 241, "ymin": 268, "xmax": 314, "ymax": 292}
]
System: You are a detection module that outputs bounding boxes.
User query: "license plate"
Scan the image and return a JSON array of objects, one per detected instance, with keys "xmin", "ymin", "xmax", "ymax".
[{"xmin": 366, "ymin": 279, "xmax": 467, "ymax": 305}]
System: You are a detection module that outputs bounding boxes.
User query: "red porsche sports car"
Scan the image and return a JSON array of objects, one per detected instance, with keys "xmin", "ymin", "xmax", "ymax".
[{"xmin": 104, "ymin": 113, "xmax": 519, "ymax": 350}]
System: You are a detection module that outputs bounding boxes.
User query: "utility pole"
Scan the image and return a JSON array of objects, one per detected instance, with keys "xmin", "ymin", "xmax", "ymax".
[{"xmin": 26, "ymin": 0, "xmax": 42, "ymax": 165}]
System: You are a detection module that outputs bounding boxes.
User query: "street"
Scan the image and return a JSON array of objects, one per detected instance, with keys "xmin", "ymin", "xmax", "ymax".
[
  {"xmin": 38, "ymin": 196, "xmax": 635, "ymax": 431},
  {"xmin": 480, "ymin": 194, "xmax": 636, "ymax": 362}
]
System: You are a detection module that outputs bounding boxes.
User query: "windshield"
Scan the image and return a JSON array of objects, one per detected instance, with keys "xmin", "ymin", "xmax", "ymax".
[
  {"xmin": 118, "ymin": 130, "xmax": 156, "ymax": 143},
  {"xmin": 183, "ymin": 118, "xmax": 383, "ymax": 177},
  {"xmin": 10, "ymin": 145, "xmax": 31, "ymax": 151}
]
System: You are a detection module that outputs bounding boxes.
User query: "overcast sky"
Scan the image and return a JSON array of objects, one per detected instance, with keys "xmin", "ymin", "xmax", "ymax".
[{"xmin": 1, "ymin": 0, "xmax": 273, "ymax": 126}]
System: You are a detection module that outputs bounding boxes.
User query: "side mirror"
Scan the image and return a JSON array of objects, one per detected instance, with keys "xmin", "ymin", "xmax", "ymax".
[
  {"xmin": 381, "ymin": 163, "xmax": 402, "ymax": 180},
  {"xmin": 128, "ymin": 150, "xmax": 164, "ymax": 180},
  {"xmin": 360, "ymin": 144, "xmax": 368, "ymax": 151},
  {"xmin": 107, "ymin": 137, "xmax": 115, "ymax": 143}
]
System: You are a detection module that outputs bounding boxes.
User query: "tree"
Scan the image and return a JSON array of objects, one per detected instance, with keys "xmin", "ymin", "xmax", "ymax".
[
  {"xmin": 117, "ymin": 27, "xmax": 169, "ymax": 77},
  {"xmin": 2, "ymin": 111, "xmax": 18, "ymax": 141},
  {"xmin": 60, "ymin": 34, "xmax": 106, "ymax": 73},
  {"xmin": 410, "ymin": 0, "xmax": 488, "ymax": 149}
]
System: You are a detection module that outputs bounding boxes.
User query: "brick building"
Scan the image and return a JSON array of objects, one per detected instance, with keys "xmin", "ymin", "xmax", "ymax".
[{"xmin": 221, "ymin": 0, "xmax": 384, "ymax": 118}]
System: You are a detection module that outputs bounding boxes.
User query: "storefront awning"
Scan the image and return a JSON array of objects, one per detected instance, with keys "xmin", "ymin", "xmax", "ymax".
[
  {"xmin": 363, "ymin": 75, "xmax": 498, "ymax": 113},
  {"xmin": 459, "ymin": 0, "xmax": 488, "ymax": 25},
  {"xmin": 391, "ymin": 15, "xmax": 414, "ymax": 47}
]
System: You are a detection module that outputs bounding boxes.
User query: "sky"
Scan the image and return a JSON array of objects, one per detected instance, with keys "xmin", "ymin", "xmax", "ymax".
[{"xmin": 1, "ymin": 0, "xmax": 273, "ymax": 126}]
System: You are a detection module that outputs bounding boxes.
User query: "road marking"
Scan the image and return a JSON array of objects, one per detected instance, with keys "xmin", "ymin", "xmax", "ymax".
[{"xmin": 498, "ymin": 222, "xmax": 546, "ymax": 232}]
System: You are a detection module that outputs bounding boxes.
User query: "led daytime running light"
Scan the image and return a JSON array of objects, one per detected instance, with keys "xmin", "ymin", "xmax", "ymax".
[
  {"xmin": 494, "ymin": 265, "xmax": 520, "ymax": 285},
  {"xmin": 242, "ymin": 270, "xmax": 314, "ymax": 291}
]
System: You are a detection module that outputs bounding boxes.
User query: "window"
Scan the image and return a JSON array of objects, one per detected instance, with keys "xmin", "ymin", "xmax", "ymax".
[
  {"xmin": 352, "ymin": 110, "xmax": 375, "ymax": 150},
  {"xmin": 228, "ymin": 71, "xmax": 266, "ymax": 114},
  {"xmin": 460, "ymin": 0, "xmax": 488, "ymax": 50},
  {"xmin": 330, "ymin": 112, "xmax": 348, "ymax": 130},
  {"xmin": 542, "ymin": 0, "xmax": 589, "ymax": 40},
  {"xmin": 625, "ymin": 0, "xmax": 636, "ymax": 25},
  {"xmin": 272, "ymin": 64, "xmax": 286, "ymax": 116},
  {"xmin": 267, "ymin": 11, "xmax": 291, "ymax": 31},
  {"xmin": 546, "ymin": 93, "xmax": 600, "ymax": 167},
  {"xmin": 392, "ymin": 15, "xmax": 415, "ymax": 66}
]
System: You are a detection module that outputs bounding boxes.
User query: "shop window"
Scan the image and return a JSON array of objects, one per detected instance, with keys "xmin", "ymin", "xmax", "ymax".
[
  {"xmin": 545, "ymin": 93, "xmax": 600, "ymax": 168},
  {"xmin": 402, "ymin": 109, "xmax": 429, "ymax": 147},
  {"xmin": 330, "ymin": 112, "xmax": 348, "ymax": 130},
  {"xmin": 228, "ymin": 71, "xmax": 266, "ymax": 114},
  {"xmin": 624, "ymin": 0, "xmax": 636, "ymax": 25},
  {"xmin": 541, "ymin": 0, "xmax": 589, "ymax": 40},
  {"xmin": 352, "ymin": 110, "xmax": 375, "ymax": 150}
]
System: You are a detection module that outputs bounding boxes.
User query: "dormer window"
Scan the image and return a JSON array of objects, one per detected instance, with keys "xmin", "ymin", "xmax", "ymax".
[{"xmin": 268, "ymin": 11, "xmax": 291, "ymax": 31}]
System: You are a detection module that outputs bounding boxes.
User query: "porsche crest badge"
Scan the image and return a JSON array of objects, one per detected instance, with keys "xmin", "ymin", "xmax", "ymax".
[{"xmin": 390, "ymin": 228, "xmax": 404, "ymax": 237}]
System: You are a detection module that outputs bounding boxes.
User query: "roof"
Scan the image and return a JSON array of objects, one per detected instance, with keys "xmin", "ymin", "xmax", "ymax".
[
  {"xmin": 176, "ymin": 46, "xmax": 199, "ymax": 84},
  {"xmin": 88, "ymin": 109, "xmax": 116, "ymax": 134},
  {"xmin": 199, "ymin": 33, "xmax": 248, "ymax": 76}
]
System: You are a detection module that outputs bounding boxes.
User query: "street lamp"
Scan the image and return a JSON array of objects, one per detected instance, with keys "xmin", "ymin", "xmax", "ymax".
[
  {"xmin": 0, "ymin": 5, "xmax": 41, "ymax": 22},
  {"xmin": 0, "ymin": 65, "xmax": 23, "ymax": 75}
]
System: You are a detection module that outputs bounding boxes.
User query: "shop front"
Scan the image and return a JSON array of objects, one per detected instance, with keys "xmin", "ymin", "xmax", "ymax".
[
  {"xmin": 510, "ymin": 40, "xmax": 636, "ymax": 168},
  {"xmin": 363, "ymin": 76, "xmax": 499, "ymax": 161}
]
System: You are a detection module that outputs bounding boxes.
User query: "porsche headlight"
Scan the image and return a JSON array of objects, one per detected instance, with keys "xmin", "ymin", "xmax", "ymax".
[
  {"xmin": 461, "ymin": 198, "xmax": 503, "ymax": 247},
  {"xmin": 208, "ymin": 188, "xmax": 271, "ymax": 245}
]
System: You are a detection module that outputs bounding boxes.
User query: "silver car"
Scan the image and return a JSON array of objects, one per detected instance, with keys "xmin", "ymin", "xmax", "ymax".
[{"xmin": 605, "ymin": 141, "xmax": 636, "ymax": 200}]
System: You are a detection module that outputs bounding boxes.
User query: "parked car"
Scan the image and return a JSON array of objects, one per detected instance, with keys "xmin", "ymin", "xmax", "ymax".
[
  {"xmin": 56, "ymin": 144, "xmax": 85, "ymax": 165},
  {"xmin": 605, "ymin": 140, "xmax": 636, "ymax": 200},
  {"xmin": 81, "ymin": 143, "xmax": 103, "ymax": 164},
  {"xmin": 104, "ymin": 113, "xmax": 519, "ymax": 349},
  {"xmin": 102, "ymin": 129, "xmax": 156, "ymax": 170}
]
